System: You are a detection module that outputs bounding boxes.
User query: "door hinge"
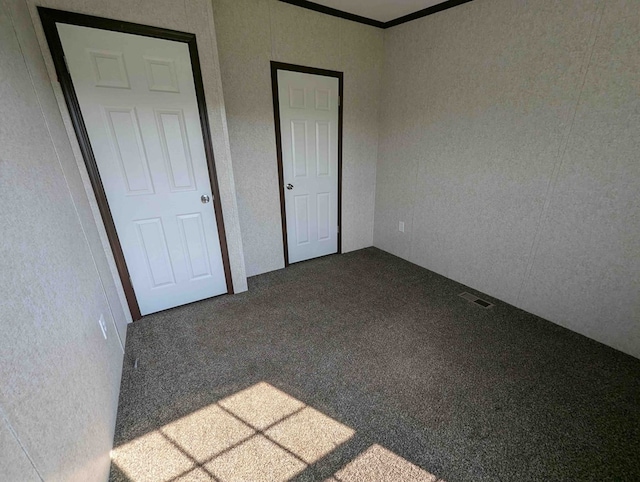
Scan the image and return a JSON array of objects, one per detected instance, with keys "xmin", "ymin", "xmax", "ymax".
[
  {"xmin": 338, "ymin": 96, "xmax": 341, "ymax": 107},
  {"xmin": 337, "ymin": 225, "xmax": 340, "ymax": 234}
]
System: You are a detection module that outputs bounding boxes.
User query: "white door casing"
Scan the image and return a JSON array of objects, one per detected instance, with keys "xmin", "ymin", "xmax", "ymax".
[
  {"xmin": 58, "ymin": 24, "xmax": 228, "ymax": 316},
  {"xmin": 277, "ymin": 69, "xmax": 340, "ymax": 264}
]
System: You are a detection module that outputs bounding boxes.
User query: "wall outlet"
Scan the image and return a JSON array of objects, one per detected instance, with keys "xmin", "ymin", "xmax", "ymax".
[
  {"xmin": 98, "ymin": 314, "xmax": 107, "ymax": 340},
  {"xmin": 399, "ymin": 221, "xmax": 405, "ymax": 233}
]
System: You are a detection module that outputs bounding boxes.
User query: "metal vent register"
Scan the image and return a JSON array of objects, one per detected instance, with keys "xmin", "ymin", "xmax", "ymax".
[{"xmin": 459, "ymin": 292, "xmax": 494, "ymax": 309}]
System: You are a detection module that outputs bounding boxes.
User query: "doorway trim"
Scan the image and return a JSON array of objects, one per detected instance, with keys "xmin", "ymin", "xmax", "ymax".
[
  {"xmin": 270, "ymin": 61, "xmax": 343, "ymax": 267},
  {"xmin": 38, "ymin": 7, "xmax": 234, "ymax": 321}
]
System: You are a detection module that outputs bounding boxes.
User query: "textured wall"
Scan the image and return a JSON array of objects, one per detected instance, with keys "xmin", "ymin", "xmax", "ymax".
[
  {"xmin": 374, "ymin": 0, "xmax": 640, "ymax": 358},
  {"xmin": 212, "ymin": 0, "xmax": 383, "ymax": 276},
  {"xmin": 1, "ymin": 0, "xmax": 124, "ymax": 479},
  {"xmin": 0, "ymin": 415, "xmax": 40, "ymax": 481},
  {"xmin": 26, "ymin": 0, "xmax": 248, "ymax": 297}
]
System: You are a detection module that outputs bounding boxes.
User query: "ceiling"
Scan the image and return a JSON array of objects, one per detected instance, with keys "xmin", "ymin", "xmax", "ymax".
[{"xmin": 306, "ymin": 0, "xmax": 449, "ymax": 23}]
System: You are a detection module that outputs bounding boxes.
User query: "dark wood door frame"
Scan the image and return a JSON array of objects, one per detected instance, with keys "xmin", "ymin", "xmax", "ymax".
[
  {"xmin": 38, "ymin": 7, "xmax": 234, "ymax": 321},
  {"xmin": 270, "ymin": 61, "xmax": 344, "ymax": 267}
]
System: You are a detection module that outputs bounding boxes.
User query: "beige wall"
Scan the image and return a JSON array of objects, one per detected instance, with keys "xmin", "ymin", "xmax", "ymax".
[
  {"xmin": 374, "ymin": 0, "xmax": 640, "ymax": 358},
  {"xmin": 1, "ymin": 0, "xmax": 124, "ymax": 479},
  {"xmin": 212, "ymin": 0, "xmax": 383, "ymax": 276},
  {"xmin": 0, "ymin": 415, "xmax": 40, "ymax": 481}
]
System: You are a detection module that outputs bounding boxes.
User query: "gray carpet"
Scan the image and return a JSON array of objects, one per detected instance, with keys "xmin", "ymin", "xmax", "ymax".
[{"xmin": 110, "ymin": 247, "xmax": 640, "ymax": 481}]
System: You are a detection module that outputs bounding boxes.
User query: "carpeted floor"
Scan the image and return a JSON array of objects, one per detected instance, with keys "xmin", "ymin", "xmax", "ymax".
[{"xmin": 110, "ymin": 247, "xmax": 640, "ymax": 482}]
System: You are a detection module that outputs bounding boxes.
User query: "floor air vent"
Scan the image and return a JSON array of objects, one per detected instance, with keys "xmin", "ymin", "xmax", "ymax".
[{"xmin": 459, "ymin": 292, "xmax": 494, "ymax": 309}]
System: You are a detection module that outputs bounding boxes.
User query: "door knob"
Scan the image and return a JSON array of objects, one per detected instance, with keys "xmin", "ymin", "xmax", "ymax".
[
  {"xmin": 201, "ymin": 194, "xmax": 211, "ymax": 204},
  {"xmin": 286, "ymin": 184, "xmax": 294, "ymax": 190}
]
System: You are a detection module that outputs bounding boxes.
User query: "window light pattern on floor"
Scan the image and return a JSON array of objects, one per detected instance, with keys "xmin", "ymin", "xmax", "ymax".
[
  {"xmin": 111, "ymin": 382, "xmax": 441, "ymax": 481},
  {"xmin": 331, "ymin": 444, "xmax": 439, "ymax": 482}
]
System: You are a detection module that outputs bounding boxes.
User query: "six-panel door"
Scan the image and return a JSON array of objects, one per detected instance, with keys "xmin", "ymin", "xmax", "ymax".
[
  {"xmin": 58, "ymin": 24, "xmax": 227, "ymax": 315},
  {"xmin": 278, "ymin": 70, "xmax": 339, "ymax": 264}
]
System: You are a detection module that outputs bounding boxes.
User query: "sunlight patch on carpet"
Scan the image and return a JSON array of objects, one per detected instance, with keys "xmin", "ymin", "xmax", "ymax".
[{"xmin": 112, "ymin": 382, "xmax": 441, "ymax": 481}]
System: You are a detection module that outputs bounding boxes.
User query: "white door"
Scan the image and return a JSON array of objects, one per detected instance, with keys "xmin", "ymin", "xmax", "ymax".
[
  {"xmin": 58, "ymin": 24, "xmax": 228, "ymax": 316},
  {"xmin": 277, "ymin": 70, "xmax": 339, "ymax": 264}
]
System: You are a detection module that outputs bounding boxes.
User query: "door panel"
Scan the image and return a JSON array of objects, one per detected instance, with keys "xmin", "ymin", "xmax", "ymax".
[
  {"xmin": 104, "ymin": 107, "xmax": 155, "ymax": 195},
  {"xmin": 317, "ymin": 192, "xmax": 331, "ymax": 241},
  {"xmin": 177, "ymin": 213, "xmax": 213, "ymax": 279},
  {"xmin": 135, "ymin": 218, "xmax": 175, "ymax": 288},
  {"xmin": 278, "ymin": 70, "xmax": 339, "ymax": 264},
  {"xmin": 58, "ymin": 24, "xmax": 227, "ymax": 315},
  {"xmin": 316, "ymin": 121, "xmax": 330, "ymax": 176},
  {"xmin": 292, "ymin": 120, "xmax": 308, "ymax": 178},
  {"xmin": 294, "ymin": 194, "xmax": 311, "ymax": 245},
  {"xmin": 156, "ymin": 109, "xmax": 196, "ymax": 191}
]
